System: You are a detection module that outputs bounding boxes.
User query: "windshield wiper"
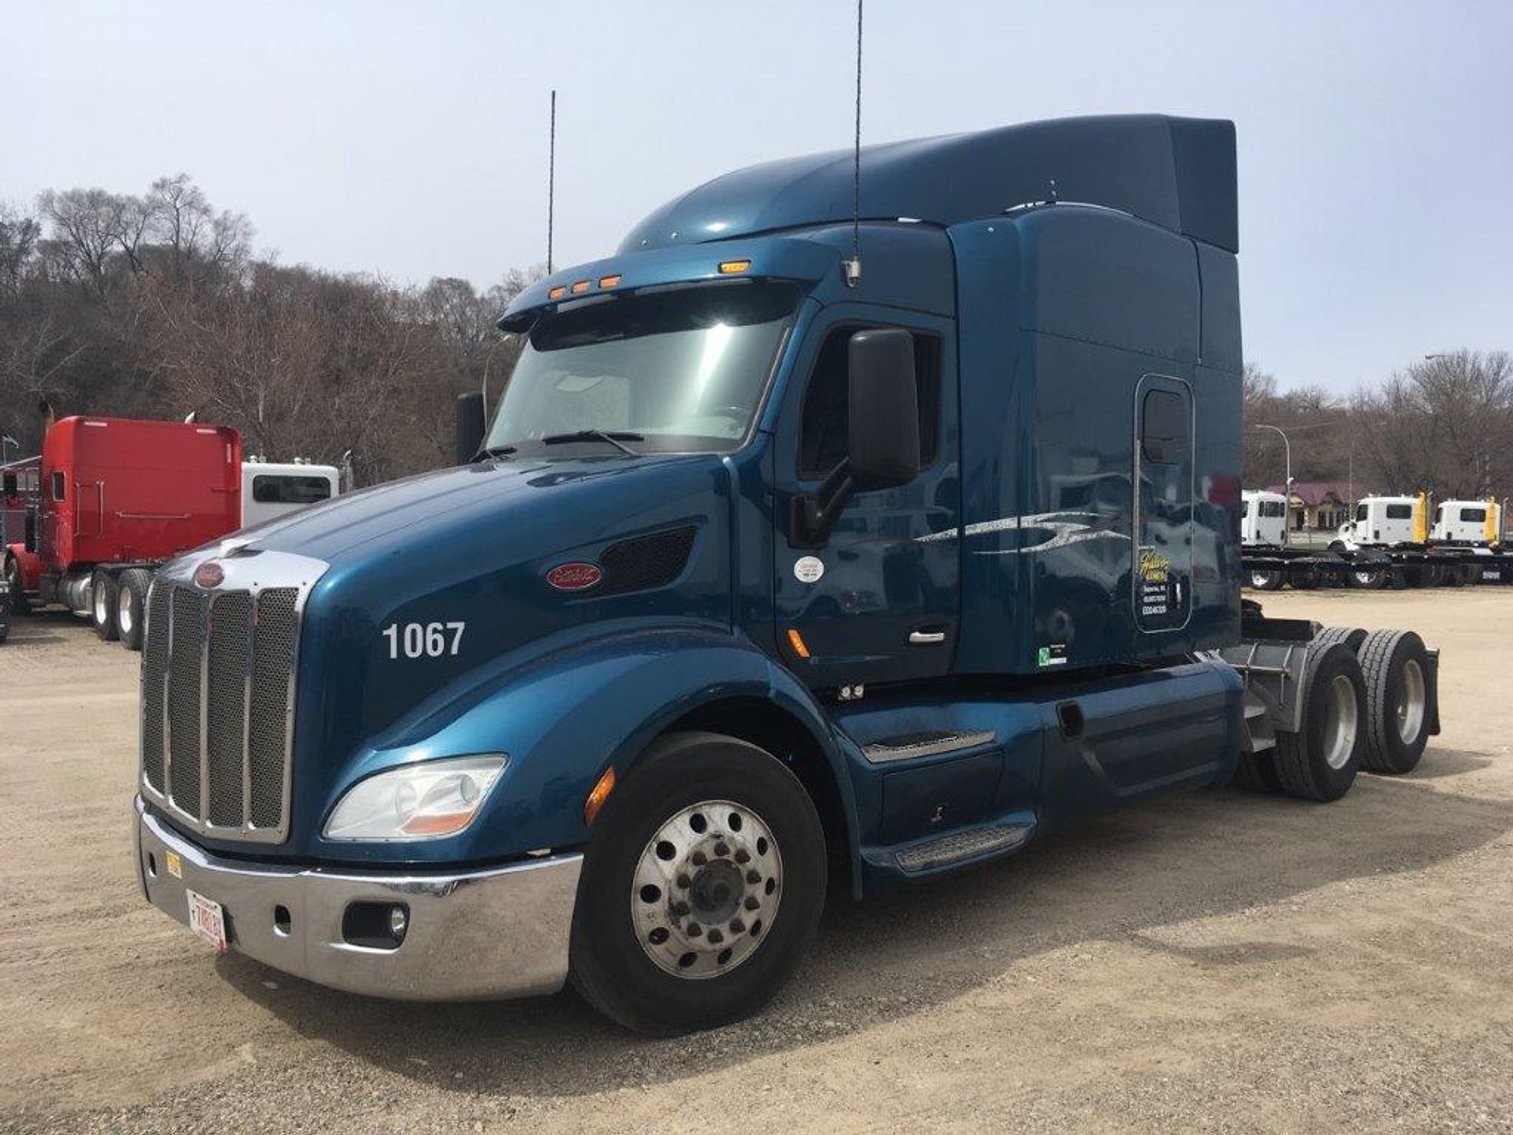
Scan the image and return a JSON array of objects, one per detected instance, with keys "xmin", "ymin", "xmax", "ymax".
[
  {"xmin": 473, "ymin": 444, "xmax": 517, "ymax": 462},
  {"xmin": 540, "ymin": 429, "xmax": 643, "ymax": 456}
]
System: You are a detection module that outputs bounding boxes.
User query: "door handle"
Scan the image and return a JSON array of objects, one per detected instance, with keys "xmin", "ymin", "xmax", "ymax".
[{"xmin": 909, "ymin": 629, "xmax": 946, "ymax": 645}]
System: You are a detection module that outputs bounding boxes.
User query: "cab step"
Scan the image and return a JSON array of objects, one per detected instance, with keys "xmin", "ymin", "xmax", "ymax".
[{"xmin": 893, "ymin": 821, "xmax": 1034, "ymax": 874}]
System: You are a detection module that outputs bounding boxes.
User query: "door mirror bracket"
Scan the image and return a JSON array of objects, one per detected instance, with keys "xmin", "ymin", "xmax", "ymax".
[{"xmin": 790, "ymin": 460, "xmax": 854, "ymax": 548}]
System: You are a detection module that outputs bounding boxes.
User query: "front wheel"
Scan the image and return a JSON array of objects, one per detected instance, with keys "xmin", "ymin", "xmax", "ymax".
[
  {"xmin": 4, "ymin": 557, "xmax": 30, "ymax": 615},
  {"xmin": 569, "ymin": 732, "xmax": 827, "ymax": 1035}
]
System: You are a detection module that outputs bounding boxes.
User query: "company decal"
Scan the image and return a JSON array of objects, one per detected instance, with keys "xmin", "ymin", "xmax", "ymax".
[
  {"xmin": 916, "ymin": 511, "xmax": 1130, "ymax": 555},
  {"xmin": 793, "ymin": 556, "xmax": 825, "ymax": 583},
  {"xmin": 546, "ymin": 561, "xmax": 603, "ymax": 592},
  {"xmin": 165, "ymin": 850, "xmax": 182, "ymax": 879},
  {"xmin": 193, "ymin": 561, "xmax": 225, "ymax": 589},
  {"xmin": 1138, "ymin": 547, "xmax": 1172, "ymax": 617}
]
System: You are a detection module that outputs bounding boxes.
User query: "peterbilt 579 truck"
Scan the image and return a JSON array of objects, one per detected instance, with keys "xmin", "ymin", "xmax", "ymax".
[{"xmin": 133, "ymin": 115, "xmax": 1442, "ymax": 1035}]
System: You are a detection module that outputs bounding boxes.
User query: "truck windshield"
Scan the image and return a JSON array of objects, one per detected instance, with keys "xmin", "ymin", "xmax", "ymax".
[{"xmin": 487, "ymin": 281, "xmax": 799, "ymax": 456}]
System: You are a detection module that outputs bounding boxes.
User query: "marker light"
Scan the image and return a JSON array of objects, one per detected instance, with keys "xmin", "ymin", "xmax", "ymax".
[
  {"xmin": 548, "ymin": 285, "xmax": 567, "ymax": 300},
  {"xmin": 598, "ymin": 274, "xmax": 622, "ymax": 288},
  {"xmin": 786, "ymin": 628, "xmax": 811, "ymax": 659},
  {"xmin": 718, "ymin": 259, "xmax": 752, "ymax": 275},
  {"xmin": 584, "ymin": 765, "xmax": 617, "ymax": 825},
  {"xmin": 571, "ymin": 279, "xmax": 591, "ymax": 294},
  {"xmin": 324, "ymin": 755, "xmax": 507, "ymax": 841}
]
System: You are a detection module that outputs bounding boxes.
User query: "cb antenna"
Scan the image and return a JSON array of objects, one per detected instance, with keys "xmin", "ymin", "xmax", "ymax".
[
  {"xmin": 547, "ymin": 89, "xmax": 557, "ymax": 275},
  {"xmin": 843, "ymin": 0, "xmax": 864, "ymax": 287}
]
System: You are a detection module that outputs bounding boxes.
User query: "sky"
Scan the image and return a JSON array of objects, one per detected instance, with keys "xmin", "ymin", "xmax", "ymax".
[{"xmin": 4, "ymin": 0, "xmax": 1510, "ymax": 394}]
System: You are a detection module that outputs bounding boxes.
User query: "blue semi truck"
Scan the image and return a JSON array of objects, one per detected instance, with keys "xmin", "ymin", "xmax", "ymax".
[{"xmin": 133, "ymin": 115, "xmax": 1440, "ymax": 1033}]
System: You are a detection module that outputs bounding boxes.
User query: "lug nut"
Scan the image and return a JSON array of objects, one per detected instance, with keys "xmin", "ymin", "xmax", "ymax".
[
  {"xmin": 746, "ymin": 870, "xmax": 761, "ymax": 885},
  {"xmin": 687, "ymin": 922, "xmax": 703, "ymax": 938},
  {"xmin": 744, "ymin": 896, "xmax": 760, "ymax": 911},
  {"xmin": 714, "ymin": 841, "xmax": 730, "ymax": 857},
  {"xmin": 729, "ymin": 919, "xmax": 745, "ymax": 934},
  {"xmin": 691, "ymin": 851, "xmax": 708, "ymax": 867},
  {"xmin": 734, "ymin": 848, "xmax": 750, "ymax": 864},
  {"xmin": 676, "ymin": 873, "xmax": 691, "ymax": 889},
  {"xmin": 707, "ymin": 929, "xmax": 724, "ymax": 944},
  {"xmin": 673, "ymin": 900, "xmax": 690, "ymax": 917}
]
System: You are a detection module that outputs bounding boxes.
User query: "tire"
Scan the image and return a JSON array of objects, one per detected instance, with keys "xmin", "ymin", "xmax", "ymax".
[
  {"xmin": 1357, "ymin": 629, "xmax": 1432, "ymax": 775},
  {"xmin": 1327, "ymin": 541, "xmax": 1347, "ymax": 554},
  {"xmin": 1290, "ymin": 566, "xmax": 1320, "ymax": 591},
  {"xmin": 1249, "ymin": 568, "xmax": 1284, "ymax": 591},
  {"xmin": 3, "ymin": 556, "xmax": 30, "ymax": 615},
  {"xmin": 1272, "ymin": 642, "xmax": 1366, "ymax": 802},
  {"xmin": 1348, "ymin": 565, "xmax": 1387, "ymax": 589},
  {"xmin": 569, "ymin": 731, "xmax": 827, "ymax": 1035},
  {"xmin": 1315, "ymin": 625, "xmax": 1366, "ymax": 652},
  {"xmin": 116, "ymin": 569, "xmax": 152, "ymax": 652},
  {"xmin": 91, "ymin": 569, "xmax": 118, "ymax": 641},
  {"xmin": 1442, "ymin": 563, "xmax": 1466, "ymax": 587}
]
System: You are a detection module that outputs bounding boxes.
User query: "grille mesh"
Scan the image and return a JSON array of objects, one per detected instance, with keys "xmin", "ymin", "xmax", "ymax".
[
  {"xmin": 167, "ymin": 589, "xmax": 206, "ymax": 815},
  {"xmin": 249, "ymin": 589, "xmax": 298, "ymax": 828},
  {"xmin": 206, "ymin": 592, "xmax": 253, "ymax": 826},
  {"xmin": 599, "ymin": 526, "xmax": 697, "ymax": 596},
  {"xmin": 140, "ymin": 583, "xmax": 172, "ymax": 792},
  {"xmin": 140, "ymin": 578, "xmax": 300, "ymax": 839}
]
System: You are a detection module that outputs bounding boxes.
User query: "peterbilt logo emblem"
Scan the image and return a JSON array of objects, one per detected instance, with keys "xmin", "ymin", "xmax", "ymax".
[
  {"xmin": 546, "ymin": 562, "xmax": 602, "ymax": 592},
  {"xmin": 194, "ymin": 561, "xmax": 226, "ymax": 589}
]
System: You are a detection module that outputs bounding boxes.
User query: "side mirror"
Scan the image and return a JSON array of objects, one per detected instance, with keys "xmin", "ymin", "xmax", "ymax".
[
  {"xmin": 847, "ymin": 328, "xmax": 920, "ymax": 489},
  {"xmin": 456, "ymin": 392, "xmax": 486, "ymax": 465}
]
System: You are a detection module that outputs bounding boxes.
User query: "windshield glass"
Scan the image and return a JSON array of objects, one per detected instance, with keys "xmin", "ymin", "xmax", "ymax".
[{"xmin": 486, "ymin": 282, "xmax": 799, "ymax": 455}]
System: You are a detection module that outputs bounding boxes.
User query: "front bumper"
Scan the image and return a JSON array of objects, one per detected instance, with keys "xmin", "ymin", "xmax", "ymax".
[{"xmin": 134, "ymin": 796, "xmax": 582, "ymax": 1001}]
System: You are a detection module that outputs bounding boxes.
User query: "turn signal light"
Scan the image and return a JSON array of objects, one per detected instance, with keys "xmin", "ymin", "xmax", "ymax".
[
  {"xmin": 584, "ymin": 765, "xmax": 617, "ymax": 825},
  {"xmin": 718, "ymin": 259, "xmax": 752, "ymax": 274},
  {"xmin": 548, "ymin": 285, "xmax": 567, "ymax": 300},
  {"xmin": 786, "ymin": 628, "xmax": 811, "ymax": 660}
]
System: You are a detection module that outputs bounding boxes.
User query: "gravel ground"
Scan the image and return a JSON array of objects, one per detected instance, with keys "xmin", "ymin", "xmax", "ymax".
[{"xmin": 1, "ymin": 588, "xmax": 1511, "ymax": 1134}]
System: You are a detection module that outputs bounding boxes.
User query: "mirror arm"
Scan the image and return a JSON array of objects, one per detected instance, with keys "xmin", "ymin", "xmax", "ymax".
[{"xmin": 790, "ymin": 459, "xmax": 854, "ymax": 548}]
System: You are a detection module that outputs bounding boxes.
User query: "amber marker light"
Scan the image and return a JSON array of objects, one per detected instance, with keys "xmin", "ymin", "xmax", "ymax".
[
  {"xmin": 786, "ymin": 628, "xmax": 811, "ymax": 659},
  {"xmin": 548, "ymin": 285, "xmax": 567, "ymax": 300},
  {"xmin": 718, "ymin": 259, "xmax": 752, "ymax": 274},
  {"xmin": 584, "ymin": 765, "xmax": 617, "ymax": 825},
  {"xmin": 570, "ymin": 279, "xmax": 592, "ymax": 294},
  {"xmin": 598, "ymin": 274, "xmax": 622, "ymax": 288}
]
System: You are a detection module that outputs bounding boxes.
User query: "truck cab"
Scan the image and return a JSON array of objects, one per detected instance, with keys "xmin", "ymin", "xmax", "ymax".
[
  {"xmin": 1241, "ymin": 489, "xmax": 1288, "ymax": 546},
  {"xmin": 1431, "ymin": 499, "xmax": 1501, "ymax": 547},
  {"xmin": 241, "ymin": 458, "xmax": 341, "ymax": 528},
  {"xmin": 132, "ymin": 115, "xmax": 1436, "ymax": 1034},
  {"xmin": 1335, "ymin": 495, "xmax": 1422, "ymax": 549}
]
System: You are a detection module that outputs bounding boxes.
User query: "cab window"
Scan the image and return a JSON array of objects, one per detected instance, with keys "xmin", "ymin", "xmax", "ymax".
[
  {"xmin": 51, "ymin": 471, "xmax": 65, "ymax": 501},
  {"xmin": 252, "ymin": 474, "xmax": 333, "ymax": 505},
  {"xmin": 798, "ymin": 327, "xmax": 940, "ymax": 479},
  {"xmin": 1460, "ymin": 507, "xmax": 1487, "ymax": 523},
  {"xmin": 1386, "ymin": 504, "xmax": 1413, "ymax": 520}
]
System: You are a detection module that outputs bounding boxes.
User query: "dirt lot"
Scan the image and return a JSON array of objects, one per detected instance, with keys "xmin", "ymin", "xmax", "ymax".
[{"xmin": 1, "ymin": 589, "xmax": 1511, "ymax": 1134}]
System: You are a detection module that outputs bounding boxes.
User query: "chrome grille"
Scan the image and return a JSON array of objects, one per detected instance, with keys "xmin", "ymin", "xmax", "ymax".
[{"xmin": 139, "ymin": 551, "xmax": 322, "ymax": 844}]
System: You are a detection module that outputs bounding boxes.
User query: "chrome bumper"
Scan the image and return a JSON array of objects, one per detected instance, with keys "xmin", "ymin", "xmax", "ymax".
[{"xmin": 134, "ymin": 796, "xmax": 582, "ymax": 1001}]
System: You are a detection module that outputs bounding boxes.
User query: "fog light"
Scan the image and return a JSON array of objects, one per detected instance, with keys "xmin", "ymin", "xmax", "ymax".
[{"xmin": 388, "ymin": 905, "xmax": 409, "ymax": 940}]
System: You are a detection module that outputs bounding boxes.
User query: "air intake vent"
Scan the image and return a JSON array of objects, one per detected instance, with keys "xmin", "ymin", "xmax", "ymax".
[{"xmin": 598, "ymin": 526, "xmax": 697, "ymax": 596}]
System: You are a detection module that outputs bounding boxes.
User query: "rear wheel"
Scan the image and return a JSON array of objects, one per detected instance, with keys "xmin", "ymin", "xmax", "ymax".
[
  {"xmin": 1248, "ymin": 568, "xmax": 1284, "ymax": 591},
  {"xmin": 569, "ymin": 732, "xmax": 827, "ymax": 1035},
  {"xmin": 116, "ymin": 569, "xmax": 152, "ymax": 652},
  {"xmin": 1358, "ymin": 629, "xmax": 1432, "ymax": 775},
  {"xmin": 1273, "ymin": 642, "xmax": 1366, "ymax": 802},
  {"xmin": 91, "ymin": 569, "xmax": 118, "ymax": 641},
  {"xmin": 1348, "ymin": 564, "xmax": 1387, "ymax": 589}
]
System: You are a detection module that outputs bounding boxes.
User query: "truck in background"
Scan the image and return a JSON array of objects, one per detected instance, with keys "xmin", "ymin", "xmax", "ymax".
[
  {"xmin": 1240, "ymin": 489, "xmax": 1288, "ymax": 547},
  {"xmin": 3, "ymin": 416, "xmax": 340, "ymax": 648},
  {"xmin": 132, "ymin": 115, "xmax": 1445, "ymax": 1035},
  {"xmin": 1245, "ymin": 490, "xmax": 1511, "ymax": 589}
]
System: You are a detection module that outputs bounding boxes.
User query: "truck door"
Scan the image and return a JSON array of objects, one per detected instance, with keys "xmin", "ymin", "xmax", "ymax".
[
  {"xmin": 1133, "ymin": 375, "xmax": 1193, "ymax": 632},
  {"xmin": 771, "ymin": 307, "xmax": 959, "ymax": 690}
]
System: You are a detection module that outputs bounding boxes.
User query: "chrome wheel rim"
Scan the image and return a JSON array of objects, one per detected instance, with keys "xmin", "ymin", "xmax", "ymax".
[
  {"xmin": 632, "ymin": 799, "xmax": 782, "ymax": 980},
  {"xmin": 93, "ymin": 582, "xmax": 108, "ymax": 625},
  {"xmin": 117, "ymin": 588, "xmax": 134, "ymax": 637},
  {"xmin": 1322, "ymin": 673, "xmax": 1359, "ymax": 770},
  {"xmin": 1250, "ymin": 572, "xmax": 1272, "ymax": 589},
  {"xmin": 1397, "ymin": 659, "xmax": 1426, "ymax": 744}
]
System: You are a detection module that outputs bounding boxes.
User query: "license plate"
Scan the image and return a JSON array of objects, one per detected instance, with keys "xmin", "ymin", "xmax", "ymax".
[{"xmin": 186, "ymin": 889, "xmax": 229, "ymax": 954}]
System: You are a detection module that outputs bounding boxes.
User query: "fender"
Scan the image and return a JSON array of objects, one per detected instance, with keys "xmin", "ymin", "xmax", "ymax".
[
  {"xmin": 4, "ymin": 543, "xmax": 43, "ymax": 594},
  {"xmin": 312, "ymin": 618, "xmax": 861, "ymax": 875}
]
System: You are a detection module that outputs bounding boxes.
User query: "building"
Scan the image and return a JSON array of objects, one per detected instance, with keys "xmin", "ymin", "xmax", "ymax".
[{"xmin": 1267, "ymin": 481, "xmax": 1353, "ymax": 532}]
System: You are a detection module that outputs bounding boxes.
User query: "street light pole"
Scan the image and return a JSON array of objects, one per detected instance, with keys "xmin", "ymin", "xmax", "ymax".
[{"xmin": 1251, "ymin": 423, "xmax": 1292, "ymax": 547}]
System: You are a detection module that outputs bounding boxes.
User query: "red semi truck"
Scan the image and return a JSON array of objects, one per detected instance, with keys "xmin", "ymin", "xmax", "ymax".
[{"xmin": 5, "ymin": 416, "xmax": 262, "ymax": 650}]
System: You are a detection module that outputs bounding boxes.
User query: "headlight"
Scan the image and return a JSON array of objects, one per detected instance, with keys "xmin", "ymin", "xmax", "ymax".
[{"xmin": 324, "ymin": 754, "xmax": 507, "ymax": 841}]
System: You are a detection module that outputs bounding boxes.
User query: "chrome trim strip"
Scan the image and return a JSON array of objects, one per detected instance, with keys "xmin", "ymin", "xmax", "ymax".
[{"xmin": 862, "ymin": 729, "xmax": 997, "ymax": 764}]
